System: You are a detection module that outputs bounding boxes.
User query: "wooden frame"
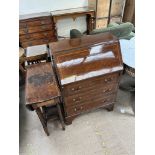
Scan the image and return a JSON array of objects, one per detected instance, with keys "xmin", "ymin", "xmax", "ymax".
[
  {"xmin": 51, "ymin": 7, "xmax": 95, "ymax": 35},
  {"xmin": 88, "ymin": 0, "xmax": 126, "ymax": 28}
]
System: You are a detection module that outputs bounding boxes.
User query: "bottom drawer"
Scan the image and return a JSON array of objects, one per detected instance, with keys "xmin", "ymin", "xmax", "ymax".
[{"xmin": 65, "ymin": 94, "xmax": 115, "ymax": 116}]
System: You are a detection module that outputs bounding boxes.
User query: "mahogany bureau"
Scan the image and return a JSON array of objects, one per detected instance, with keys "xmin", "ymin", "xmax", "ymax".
[{"xmin": 49, "ymin": 32, "xmax": 123, "ymax": 124}]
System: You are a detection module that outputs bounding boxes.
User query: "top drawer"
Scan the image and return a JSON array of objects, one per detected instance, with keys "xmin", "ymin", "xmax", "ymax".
[
  {"xmin": 19, "ymin": 16, "xmax": 53, "ymax": 28},
  {"xmin": 63, "ymin": 72, "xmax": 120, "ymax": 96}
]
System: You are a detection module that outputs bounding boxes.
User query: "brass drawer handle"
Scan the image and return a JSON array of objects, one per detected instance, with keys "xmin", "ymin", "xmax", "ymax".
[
  {"xmin": 103, "ymin": 88, "xmax": 112, "ymax": 93},
  {"xmin": 74, "ymin": 106, "xmax": 83, "ymax": 112},
  {"xmin": 78, "ymin": 86, "xmax": 82, "ymax": 89},
  {"xmin": 104, "ymin": 78, "xmax": 113, "ymax": 82},
  {"xmin": 73, "ymin": 97, "xmax": 82, "ymax": 102},
  {"xmin": 102, "ymin": 99, "xmax": 108, "ymax": 103},
  {"xmin": 41, "ymin": 21, "xmax": 45, "ymax": 24},
  {"xmin": 43, "ymin": 32, "xmax": 48, "ymax": 36},
  {"xmin": 71, "ymin": 86, "xmax": 82, "ymax": 91}
]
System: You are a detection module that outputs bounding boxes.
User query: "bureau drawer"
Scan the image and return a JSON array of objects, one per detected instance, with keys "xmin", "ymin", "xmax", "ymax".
[
  {"xmin": 21, "ymin": 37, "xmax": 57, "ymax": 47},
  {"xmin": 63, "ymin": 72, "xmax": 120, "ymax": 96},
  {"xmin": 19, "ymin": 16, "xmax": 53, "ymax": 28},
  {"xmin": 20, "ymin": 30, "xmax": 56, "ymax": 42},
  {"xmin": 19, "ymin": 24, "xmax": 53, "ymax": 35},
  {"xmin": 64, "ymin": 83, "xmax": 118, "ymax": 107},
  {"xmin": 65, "ymin": 94, "xmax": 115, "ymax": 116}
]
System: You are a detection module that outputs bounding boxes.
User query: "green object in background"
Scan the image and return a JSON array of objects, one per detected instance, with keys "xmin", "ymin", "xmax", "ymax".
[
  {"xmin": 90, "ymin": 22, "xmax": 134, "ymax": 40},
  {"xmin": 70, "ymin": 22, "xmax": 135, "ymax": 40}
]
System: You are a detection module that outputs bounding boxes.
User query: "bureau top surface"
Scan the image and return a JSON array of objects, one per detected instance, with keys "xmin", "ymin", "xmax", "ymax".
[
  {"xmin": 50, "ymin": 33, "xmax": 118, "ymax": 53},
  {"xmin": 50, "ymin": 33, "xmax": 123, "ymax": 85},
  {"xmin": 25, "ymin": 62, "xmax": 60, "ymax": 105}
]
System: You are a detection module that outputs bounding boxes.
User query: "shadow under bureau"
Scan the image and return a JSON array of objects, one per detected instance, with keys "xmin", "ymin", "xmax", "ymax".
[{"xmin": 49, "ymin": 32, "xmax": 123, "ymax": 124}]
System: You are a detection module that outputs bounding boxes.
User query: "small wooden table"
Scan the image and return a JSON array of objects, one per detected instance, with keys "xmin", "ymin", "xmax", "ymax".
[
  {"xmin": 25, "ymin": 62, "xmax": 65, "ymax": 135},
  {"xmin": 51, "ymin": 7, "xmax": 95, "ymax": 35}
]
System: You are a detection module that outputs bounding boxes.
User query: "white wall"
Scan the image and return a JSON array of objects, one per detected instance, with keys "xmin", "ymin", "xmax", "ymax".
[
  {"xmin": 19, "ymin": 0, "xmax": 88, "ymax": 15},
  {"xmin": 19, "ymin": 0, "xmax": 88, "ymax": 37}
]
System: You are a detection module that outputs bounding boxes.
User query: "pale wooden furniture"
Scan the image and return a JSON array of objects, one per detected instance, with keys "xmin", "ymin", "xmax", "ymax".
[{"xmin": 88, "ymin": 0, "xmax": 126, "ymax": 29}]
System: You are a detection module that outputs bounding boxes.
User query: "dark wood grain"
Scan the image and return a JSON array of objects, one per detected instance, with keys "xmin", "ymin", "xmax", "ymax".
[
  {"xmin": 50, "ymin": 32, "xmax": 123, "ymax": 124},
  {"xmin": 19, "ymin": 16, "xmax": 57, "ymax": 48},
  {"xmin": 25, "ymin": 62, "xmax": 60, "ymax": 105}
]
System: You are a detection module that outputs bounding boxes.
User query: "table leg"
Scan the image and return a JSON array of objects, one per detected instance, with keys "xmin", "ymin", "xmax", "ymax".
[
  {"xmin": 87, "ymin": 14, "xmax": 95, "ymax": 34},
  {"xmin": 56, "ymin": 103, "xmax": 65, "ymax": 130},
  {"xmin": 35, "ymin": 108, "xmax": 49, "ymax": 136}
]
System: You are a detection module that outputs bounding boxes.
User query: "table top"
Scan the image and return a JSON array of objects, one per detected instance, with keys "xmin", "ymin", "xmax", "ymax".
[
  {"xmin": 25, "ymin": 62, "xmax": 60, "ymax": 105},
  {"xmin": 119, "ymin": 37, "xmax": 135, "ymax": 69},
  {"xmin": 50, "ymin": 7, "xmax": 94, "ymax": 16}
]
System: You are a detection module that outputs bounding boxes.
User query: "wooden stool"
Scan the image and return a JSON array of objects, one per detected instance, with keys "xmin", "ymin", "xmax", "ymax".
[
  {"xmin": 25, "ymin": 62, "xmax": 65, "ymax": 136},
  {"xmin": 25, "ymin": 44, "xmax": 50, "ymax": 65}
]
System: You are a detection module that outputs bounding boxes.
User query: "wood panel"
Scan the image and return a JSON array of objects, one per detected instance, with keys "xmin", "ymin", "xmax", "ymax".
[
  {"xmin": 111, "ymin": 0, "xmax": 126, "ymax": 17},
  {"xmin": 96, "ymin": 0, "xmax": 110, "ymax": 18},
  {"xmin": 88, "ymin": 0, "xmax": 126, "ymax": 28},
  {"xmin": 123, "ymin": 0, "xmax": 135, "ymax": 25},
  {"xmin": 96, "ymin": 18, "xmax": 108, "ymax": 29},
  {"xmin": 88, "ymin": 0, "xmax": 96, "ymax": 9},
  {"xmin": 110, "ymin": 17, "xmax": 122, "ymax": 23}
]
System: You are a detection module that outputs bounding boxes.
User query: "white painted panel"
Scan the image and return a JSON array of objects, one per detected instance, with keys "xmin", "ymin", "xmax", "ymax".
[
  {"xmin": 56, "ymin": 16, "xmax": 87, "ymax": 37},
  {"xmin": 19, "ymin": 0, "xmax": 88, "ymax": 15}
]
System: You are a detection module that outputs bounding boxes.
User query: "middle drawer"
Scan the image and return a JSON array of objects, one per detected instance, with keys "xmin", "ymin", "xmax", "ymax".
[
  {"xmin": 64, "ymin": 83, "xmax": 118, "ymax": 108},
  {"xmin": 63, "ymin": 72, "xmax": 119, "ymax": 96}
]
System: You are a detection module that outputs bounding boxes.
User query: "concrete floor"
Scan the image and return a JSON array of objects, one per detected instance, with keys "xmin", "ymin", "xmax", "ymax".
[{"xmin": 19, "ymin": 73, "xmax": 135, "ymax": 155}]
